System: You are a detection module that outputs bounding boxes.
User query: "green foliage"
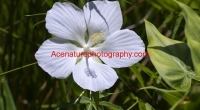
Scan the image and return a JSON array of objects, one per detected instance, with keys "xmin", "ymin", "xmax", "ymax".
[
  {"xmin": 141, "ymin": 86, "xmax": 185, "ymax": 105},
  {"xmin": 175, "ymin": 0, "xmax": 200, "ymax": 79},
  {"xmin": 99, "ymin": 101, "xmax": 123, "ymax": 110},
  {"xmin": 0, "ymin": 68, "xmax": 16, "ymax": 110},
  {"xmin": 129, "ymin": 65, "xmax": 152, "ymax": 97},
  {"xmin": 145, "ymin": 20, "xmax": 193, "ymax": 90},
  {"xmin": 146, "ymin": 0, "xmax": 200, "ymax": 11}
]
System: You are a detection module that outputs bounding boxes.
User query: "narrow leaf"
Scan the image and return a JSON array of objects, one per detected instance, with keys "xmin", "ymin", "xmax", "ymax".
[
  {"xmin": 135, "ymin": 63, "xmax": 157, "ymax": 78},
  {"xmin": 79, "ymin": 96, "xmax": 91, "ymax": 104},
  {"xmin": 99, "ymin": 101, "xmax": 123, "ymax": 110},
  {"xmin": 171, "ymin": 14, "xmax": 183, "ymax": 39},
  {"xmin": 86, "ymin": 103, "xmax": 93, "ymax": 110},
  {"xmin": 99, "ymin": 90, "xmax": 123, "ymax": 98},
  {"xmin": 129, "ymin": 65, "xmax": 152, "ymax": 98},
  {"xmin": 141, "ymin": 86, "xmax": 185, "ymax": 105},
  {"xmin": 159, "ymin": 12, "xmax": 175, "ymax": 30},
  {"xmin": 146, "ymin": 0, "xmax": 179, "ymax": 11},
  {"xmin": 0, "ymin": 68, "xmax": 17, "ymax": 110},
  {"xmin": 145, "ymin": 103, "xmax": 155, "ymax": 110}
]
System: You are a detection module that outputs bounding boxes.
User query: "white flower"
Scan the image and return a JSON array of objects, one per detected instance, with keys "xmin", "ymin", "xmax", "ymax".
[{"xmin": 35, "ymin": 1, "xmax": 145, "ymax": 91}]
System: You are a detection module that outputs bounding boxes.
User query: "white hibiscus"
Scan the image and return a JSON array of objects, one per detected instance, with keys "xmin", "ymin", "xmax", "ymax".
[{"xmin": 35, "ymin": 1, "xmax": 145, "ymax": 92}]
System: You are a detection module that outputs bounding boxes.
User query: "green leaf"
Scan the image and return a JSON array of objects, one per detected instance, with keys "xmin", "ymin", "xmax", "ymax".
[
  {"xmin": 145, "ymin": 20, "xmax": 193, "ymax": 90},
  {"xmin": 79, "ymin": 96, "xmax": 91, "ymax": 104},
  {"xmin": 99, "ymin": 90, "xmax": 123, "ymax": 98},
  {"xmin": 171, "ymin": 13, "xmax": 183, "ymax": 39},
  {"xmin": 123, "ymin": 96, "xmax": 131, "ymax": 104},
  {"xmin": 122, "ymin": 0, "xmax": 133, "ymax": 5},
  {"xmin": 99, "ymin": 101, "xmax": 123, "ymax": 110},
  {"xmin": 174, "ymin": 0, "xmax": 200, "ymax": 80},
  {"xmin": 127, "ymin": 101, "xmax": 138, "ymax": 110},
  {"xmin": 135, "ymin": 63, "xmax": 157, "ymax": 78},
  {"xmin": 118, "ymin": 73, "xmax": 130, "ymax": 89},
  {"xmin": 160, "ymin": 91, "xmax": 184, "ymax": 106},
  {"xmin": 146, "ymin": 0, "xmax": 179, "ymax": 11},
  {"xmin": 0, "ymin": 89, "xmax": 4, "ymax": 110},
  {"xmin": 86, "ymin": 103, "xmax": 93, "ymax": 110},
  {"xmin": 33, "ymin": 20, "xmax": 45, "ymax": 28},
  {"xmin": 129, "ymin": 65, "xmax": 152, "ymax": 98},
  {"xmin": 170, "ymin": 90, "xmax": 190, "ymax": 110},
  {"xmin": 145, "ymin": 103, "xmax": 155, "ymax": 110},
  {"xmin": 138, "ymin": 101, "xmax": 146, "ymax": 110},
  {"xmin": 0, "ymin": 68, "xmax": 17, "ymax": 110},
  {"xmin": 140, "ymin": 86, "xmax": 186, "ymax": 92},
  {"xmin": 141, "ymin": 86, "xmax": 185, "ymax": 105},
  {"xmin": 158, "ymin": 12, "xmax": 175, "ymax": 30},
  {"xmin": 42, "ymin": 0, "xmax": 54, "ymax": 6},
  {"xmin": 60, "ymin": 75, "xmax": 74, "ymax": 103},
  {"xmin": 2, "ymin": 80, "xmax": 17, "ymax": 110},
  {"xmin": 147, "ymin": 0, "xmax": 199, "ymax": 11}
]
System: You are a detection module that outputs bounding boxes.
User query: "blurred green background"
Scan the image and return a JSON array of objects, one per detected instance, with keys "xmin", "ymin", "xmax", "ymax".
[{"xmin": 0, "ymin": 0, "xmax": 200, "ymax": 110}]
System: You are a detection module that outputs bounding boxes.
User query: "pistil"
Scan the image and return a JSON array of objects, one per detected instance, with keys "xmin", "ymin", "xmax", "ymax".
[{"xmin": 84, "ymin": 57, "xmax": 97, "ymax": 78}]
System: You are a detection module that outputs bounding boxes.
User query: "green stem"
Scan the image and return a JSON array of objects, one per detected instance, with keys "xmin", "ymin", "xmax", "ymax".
[
  {"xmin": 169, "ymin": 90, "xmax": 190, "ymax": 110},
  {"xmin": 0, "ymin": 62, "xmax": 37, "ymax": 76},
  {"xmin": 127, "ymin": 100, "xmax": 138, "ymax": 110}
]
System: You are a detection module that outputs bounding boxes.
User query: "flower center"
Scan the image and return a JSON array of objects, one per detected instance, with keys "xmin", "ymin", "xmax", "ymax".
[{"xmin": 83, "ymin": 44, "xmax": 90, "ymax": 52}]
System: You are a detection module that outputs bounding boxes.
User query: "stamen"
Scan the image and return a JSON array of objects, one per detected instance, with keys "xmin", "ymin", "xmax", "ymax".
[{"xmin": 90, "ymin": 32, "xmax": 105, "ymax": 46}]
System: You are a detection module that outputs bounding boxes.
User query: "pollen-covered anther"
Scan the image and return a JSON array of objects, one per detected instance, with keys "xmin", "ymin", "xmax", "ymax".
[{"xmin": 90, "ymin": 32, "xmax": 105, "ymax": 45}]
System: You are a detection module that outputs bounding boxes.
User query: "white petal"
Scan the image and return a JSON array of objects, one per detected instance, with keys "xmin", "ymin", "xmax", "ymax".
[
  {"xmin": 72, "ymin": 58, "xmax": 118, "ymax": 91},
  {"xmin": 35, "ymin": 37, "xmax": 82, "ymax": 78},
  {"xmin": 83, "ymin": 1, "xmax": 122, "ymax": 37},
  {"xmin": 46, "ymin": 2, "xmax": 86, "ymax": 46},
  {"xmin": 91, "ymin": 29, "xmax": 145, "ymax": 68}
]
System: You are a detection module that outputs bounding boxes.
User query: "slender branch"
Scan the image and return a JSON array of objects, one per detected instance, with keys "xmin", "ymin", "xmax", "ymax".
[
  {"xmin": 126, "ymin": 8, "xmax": 154, "ymax": 29},
  {"xmin": 0, "ymin": 62, "xmax": 37, "ymax": 76},
  {"xmin": 74, "ymin": 90, "xmax": 85, "ymax": 104}
]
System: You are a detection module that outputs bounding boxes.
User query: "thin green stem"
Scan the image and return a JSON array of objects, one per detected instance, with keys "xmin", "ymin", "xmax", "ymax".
[
  {"xmin": 25, "ymin": 13, "xmax": 46, "ymax": 17},
  {"xmin": 74, "ymin": 90, "xmax": 85, "ymax": 104},
  {"xmin": 33, "ymin": 20, "xmax": 45, "ymax": 28},
  {"xmin": 0, "ymin": 62, "xmax": 37, "ymax": 76},
  {"xmin": 127, "ymin": 101, "xmax": 138, "ymax": 110},
  {"xmin": 169, "ymin": 90, "xmax": 190, "ymax": 110}
]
